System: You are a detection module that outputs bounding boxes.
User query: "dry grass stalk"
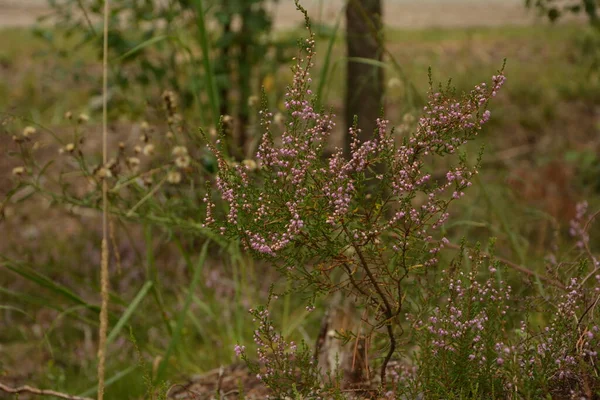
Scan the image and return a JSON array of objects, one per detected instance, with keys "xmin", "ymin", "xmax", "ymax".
[{"xmin": 97, "ymin": 0, "xmax": 110, "ymax": 399}]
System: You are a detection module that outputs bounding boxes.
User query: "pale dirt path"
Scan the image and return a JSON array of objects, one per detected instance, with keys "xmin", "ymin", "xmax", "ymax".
[
  {"xmin": 0, "ymin": 0, "xmax": 538, "ymax": 30},
  {"xmin": 0, "ymin": 0, "xmax": 49, "ymax": 27},
  {"xmin": 271, "ymin": 0, "xmax": 536, "ymax": 30}
]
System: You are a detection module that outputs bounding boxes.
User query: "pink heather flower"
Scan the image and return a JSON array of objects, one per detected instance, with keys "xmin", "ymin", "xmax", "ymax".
[
  {"xmin": 569, "ymin": 201, "xmax": 590, "ymax": 249},
  {"xmin": 234, "ymin": 344, "xmax": 245, "ymax": 357}
]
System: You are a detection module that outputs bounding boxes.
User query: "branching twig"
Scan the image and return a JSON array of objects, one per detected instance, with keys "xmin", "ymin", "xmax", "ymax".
[
  {"xmin": 443, "ymin": 242, "xmax": 567, "ymax": 291},
  {"xmin": 0, "ymin": 382, "xmax": 93, "ymax": 400},
  {"xmin": 342, "ymin": 223, "xmax": 396, "ymax": 385}
]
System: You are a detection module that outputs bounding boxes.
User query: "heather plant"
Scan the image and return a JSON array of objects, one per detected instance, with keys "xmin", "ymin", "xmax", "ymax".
[
  {"xmin": 201, "ymin": 2, "xmax": 507, "ymax": 393},
  {"xmin": 235, "ymin": 302, "xmax": 325, "ymax": 398},
  {"xmin": 409, "ymin": 243, "xmax": 512, "ymax": 397},
  {"xmin": 393, "ymin": 212, "xmax": 600, "ymax": 399}
]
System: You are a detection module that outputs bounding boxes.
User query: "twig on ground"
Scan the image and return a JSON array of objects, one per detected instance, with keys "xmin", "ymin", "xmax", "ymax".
[{"xmin": 0, "ymin": 382, "xmax": 94, "ymax": 400}]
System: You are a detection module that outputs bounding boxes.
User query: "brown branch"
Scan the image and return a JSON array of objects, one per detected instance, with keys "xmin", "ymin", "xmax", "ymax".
[
  {"xmin": 342, "ymin": 223, "xmax": 396, "ymax": 385},
  {"xmin": 443, "ymin": 242, "xmax": 567, "ymax": 291},
  {"xmin": 0, "ymin": 382, "xmax": 93, "ymax": 400}
]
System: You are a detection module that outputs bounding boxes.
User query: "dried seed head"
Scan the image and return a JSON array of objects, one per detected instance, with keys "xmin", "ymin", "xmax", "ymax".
[
  {"xmin": 175, "ymin": 154, "xmax": 191, "ymax": 169},
  {"xmin": 134, "ymin": 145, "xmax": 142, "ymax": 154},
  {"xmin": 65, "ymin": 143, "xmax": 76, "ymax": 153},
  {"xmin": 143, "ymin": 144, "xmax": 155, "ymax": 156},
  {"xmin": 242, "ymin": 159, "xmax": 258, "ymax": 171},
  {"xmin": 140, "ymin": 121, "xmax": 150, "ymax": 131},
  {"xmin": 127, "ymin": 157, "xmax": 141, "ymax": 173},
  {"xmin": 104, "ymin": 158, "xmax": 119, "ymax": 177},
  {"xmin": 77, "ymin": 113, "xmax": 89, "ymax": 124},
  {"xmin": 167, "ymin": 170, "xmax": 182, "ymax": 184},
  {"xmin": 166, "ymin": 131, "xmax": 174, "ymax": 140},
  {"xmin": 96, "ymin": 167, "xmax": 112, "ymax": 179},
  {"xmin": 172, "ymin": 146, "xmax": 188, "ymax": 157},
  {"xmin": 22, "ymin": 126, "xmax": 36, "ymax": 137},
  {"xmin": 162, "ymin": 90, "xmax": 178, "ymax": 116},
  {"xmin": 248, "ymin": 95, "xmax": 259, "ymax": 107},
  {"xmin": 222, "ymin": 115, "xmax": 233, "ymax": 124},
  {"xmin": 64, "ymin": 111, "xmax": 73, "ymax": 120},
  {"xmin": 118, "ymin": 141, "xmax": 125, "ymax": 150},
  {"xmin": 12, "ymin": 166, "xmax": 25, "ymax": 176},
  {"xmin": 209, "ymin": 128, "xmax": 217, "ymax": 139},
  {"xmin": 127, "ymin": 157, "xmax": 140, "ymax": 166}
]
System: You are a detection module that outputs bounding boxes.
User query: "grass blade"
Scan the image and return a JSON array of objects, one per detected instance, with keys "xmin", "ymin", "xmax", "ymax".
[
  {"xmin": 113, "ymin": 35, "xmax": 173, "ymax": 62},
  {"xmin": 346, "ymin": 56, "xmax": 390, "ymax": 70},
  {"xmin": 1, "ymin": 259, "xmax": 100, "ymax": 314},
  {"xmin": 190, "ymin": 0, "xmax": 220, "ymax": 126},
  {"xmin": 0, "ymin": 305, "xmax": 32, "ymax": 318},
  {"xmin": 144, "ymin": 224, "xmax": 172, "ymax": 336},
  {"xmin": 316, "ymin": 7, "xmax": 343, "ymax": 110},
  {"xmin": 155, "ymin": 240, "xmax": 210, "ymax": 382},
  {"xmin": 78, "ymin": 365, "xmax": 138, "ymax": 397},
  {"xmin": 106, "ymin": 281, "xmax": 153, "ymax": 346}
]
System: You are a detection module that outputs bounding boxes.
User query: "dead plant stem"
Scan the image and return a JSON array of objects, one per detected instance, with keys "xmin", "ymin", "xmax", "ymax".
[{"xmin": 97, "ymin": 0, "xmax": 110, "ymax": 399}]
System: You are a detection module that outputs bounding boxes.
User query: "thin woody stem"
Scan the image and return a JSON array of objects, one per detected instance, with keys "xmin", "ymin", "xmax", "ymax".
[{"xmin": 342, "ymin": 223, "xmax": 395, "ymax": 385}]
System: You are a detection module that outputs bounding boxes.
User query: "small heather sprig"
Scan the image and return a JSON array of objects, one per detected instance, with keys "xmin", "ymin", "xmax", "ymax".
[
  {"xmin": 412, "ymin": 249, "xmax": 511, "ymax": 394},
  {"xmin": 236, "ymin": 306, "xmax": 322, "ymax": 398},
  {"xmin": 570, "ymin": 201, "xmax": 590, "ymax": 249}
]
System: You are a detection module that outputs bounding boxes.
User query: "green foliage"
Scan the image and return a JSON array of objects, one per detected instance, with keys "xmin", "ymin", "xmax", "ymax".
[
  {"xmin": 526, "ymin": 0, "xmax": 600, "ymax": 78},
  {"xmin": 526, "ymin": 0, "xmax": 599, "ymax": 27},
  {"xmin": 39, "ymin": 0, "xmax": 294, "ymax": 133}
]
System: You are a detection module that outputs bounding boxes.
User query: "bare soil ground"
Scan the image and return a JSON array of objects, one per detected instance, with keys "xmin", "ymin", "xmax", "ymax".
[{"xmin": 0, "ymin": 0, "xmax": 542, "ymax": 30}]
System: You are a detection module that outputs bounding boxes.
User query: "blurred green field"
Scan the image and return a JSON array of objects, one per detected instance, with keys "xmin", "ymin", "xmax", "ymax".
[{"xmin": 1, "ymin": 18, "xmax": 599, "ymax": 398}]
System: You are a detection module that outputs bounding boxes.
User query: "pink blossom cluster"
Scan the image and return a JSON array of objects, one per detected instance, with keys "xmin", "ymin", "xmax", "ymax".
[
  {"xmin": 525, "ymin": 279, "xmax": 598, "ymax": 379},
  {"xmin": 418, "ymin": 264, "xmax": 511, "ymax": 365},
  {"xmin": 488, "ymin": 278, "xmax": 600, "ymax": 391},
  {"xmin": 206, "ymin": 30, "xmax": 505, "ymax": 263},
  {"xmin": 570, "ymin": 201, "xmax": 591, "ymax": 250},
  {"xmin": 249, "ymin": 308, "xmax": 297, "ymax": 381}
]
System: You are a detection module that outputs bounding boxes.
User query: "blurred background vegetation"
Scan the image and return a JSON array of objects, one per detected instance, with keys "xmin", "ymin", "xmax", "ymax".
[{"xmin": 1, "ymin": 0, "xmax": 599, "ymax": 398}]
